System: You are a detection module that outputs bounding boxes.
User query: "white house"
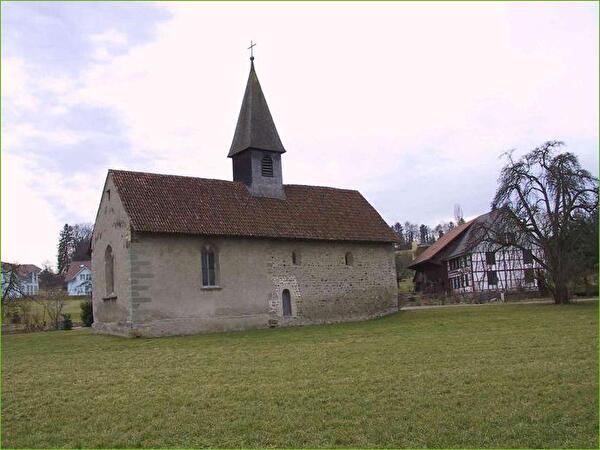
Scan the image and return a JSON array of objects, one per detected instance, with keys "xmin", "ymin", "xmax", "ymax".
[
  {"xmin": 65, "ymin": 260, "xmax": 92, "ymax": 296},
  {"xmin": 1, "ymin": 263, "xmax": 41, "ymax": 298}
]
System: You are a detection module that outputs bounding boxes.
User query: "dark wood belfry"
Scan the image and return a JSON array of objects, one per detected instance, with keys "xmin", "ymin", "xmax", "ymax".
[{"xmin": 228, "ymin": 57, "xmax": 286, "ymax": 199}]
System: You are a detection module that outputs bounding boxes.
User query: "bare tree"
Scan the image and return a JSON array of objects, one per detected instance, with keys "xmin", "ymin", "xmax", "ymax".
[
  {"xmin": 479, "ymin": 141, "xmax": 598, "ymax": 304},
  {"xmin": 40, "ymin": 288, "xmax": 66, "ymax": 330},
  {"xmin": 2, "ymin": 263, "xmax": 28, "ymax": 301},
  {"xmin": 454, "ymin": 204, "xmax": 465, "ymax": 225},
  {"xmin": 71, "ymin": 223, "xmax": 93, "ymax": 261}
]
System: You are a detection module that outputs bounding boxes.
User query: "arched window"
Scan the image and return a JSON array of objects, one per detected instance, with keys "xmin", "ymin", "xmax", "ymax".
[
  {"xmin": 345, "ymin": 252, "xmax": 353, "ymax": 266},
  {"xmin": 201, "ymin": 245, "xmax": 218, "ymax": 287},
  {"xmin": 105, "ymin": 245, "xmax": 114, "ymax": 296},
  {"xmin": 282, "ymin": 289, "xmax": 292, "ymax": 317},
  {"xmin": 261, "ymin": 155, "xmax": 274, "ymax": 177}
]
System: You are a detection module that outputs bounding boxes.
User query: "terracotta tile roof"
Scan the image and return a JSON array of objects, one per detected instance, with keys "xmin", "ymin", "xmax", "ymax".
[
  {"xmin": 407, "ymin": 220, "xmax": 475, "ymax": 268},
  {"xmin": 110, "ymin": 170, "xmax": 399, "ymax": 243},
  {"xmin": 65, "ymin": 260, "xmax": 91, "ymax": 282}
]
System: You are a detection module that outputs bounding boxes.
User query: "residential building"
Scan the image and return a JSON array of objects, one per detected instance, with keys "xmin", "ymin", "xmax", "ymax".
[
  {"xmin": 1, "ymin": 263, "xmax": 41, "ymax": 298},
  {"xmin": 408, "ymin": 211, "xmax": 543, "ymax": 297},
  {"xmin": 65, "ymin": 260, "xmax": 92, "ymax": 296}
]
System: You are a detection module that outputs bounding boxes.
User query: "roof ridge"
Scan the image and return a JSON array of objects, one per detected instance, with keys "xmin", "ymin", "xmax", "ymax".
[
  {"xmin": 110, "ymin": 170, "xmax": 358, "ymax": 193},
  {"xmin": 110, "ymin": 169, "xmax": 238, "ymax": 184}
]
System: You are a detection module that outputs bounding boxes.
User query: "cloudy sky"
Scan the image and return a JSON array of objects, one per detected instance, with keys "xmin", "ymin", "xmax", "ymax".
[{"xmin": 2, "ymin": 1, "xmax": 598, "ymax": 267}]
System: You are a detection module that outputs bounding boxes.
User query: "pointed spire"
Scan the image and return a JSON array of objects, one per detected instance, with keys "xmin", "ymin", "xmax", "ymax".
[{"xmin": 228, "ymin": 58, "xmax": 286, "ymax": 157}]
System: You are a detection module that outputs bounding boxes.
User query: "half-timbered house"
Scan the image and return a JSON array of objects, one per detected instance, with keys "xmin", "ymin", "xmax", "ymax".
[{"xmin": 408, "ymin": 211, "xmax": 543, "ymax": 298}]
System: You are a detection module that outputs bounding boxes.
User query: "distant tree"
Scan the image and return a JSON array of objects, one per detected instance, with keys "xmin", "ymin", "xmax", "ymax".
[
  {"xmin": 57, "ymin": 224, "xmax": 73, "ymax": 275},
  {"xmin": 480, "ymin": 141, "xmax": 598, "ymax": 304},
  {"xmin": 57, "ymin": 223, "xmax": 92, "ymax": 275},
  {"xmin": 404, "ymin": 221, "xmax": 418, "ymax": 244},
  {"xmin": 38, "ymin": 262, "xmax": 64, "ymax": 290},
  {"xmin": 419, "ymin": 224, "xmax": 430, "ymax": 244},
  {"xmin": 454, "ymin": 204, "xmax": 465, "ymax": 225},
  {"xmin": 71, "ymin": 223, "xmax": 93, "ymax": 261},
  {"xmin": 391, "ymin": 222, "xmax": 406, "ymax": 246}
]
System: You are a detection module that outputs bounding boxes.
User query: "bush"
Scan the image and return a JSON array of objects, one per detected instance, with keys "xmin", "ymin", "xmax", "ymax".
[
  {"xmin": 60, "ymin": 313, "xmax": 73, "ymax": 330},
  {"xmin": 80, "ymin": 300, "xmax": 93, "ymax": 327}
]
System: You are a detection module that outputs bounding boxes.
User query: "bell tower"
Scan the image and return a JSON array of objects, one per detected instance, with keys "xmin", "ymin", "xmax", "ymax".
[{"xmin": 228, "ymin": 51, "xmax": 286, "ymax": 199}]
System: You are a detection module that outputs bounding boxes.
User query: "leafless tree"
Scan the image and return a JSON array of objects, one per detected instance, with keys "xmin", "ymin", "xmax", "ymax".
[
  {"xmin": 454, "ymin": 204, "xmax": 465, "ymax": 225},
  {"xmin": 40, "ymin": 288, "xmax": 66, "ymax": 330},
  {"xmin": 476, "ymin": 141, "xmax": 598, "ymax": 304},
  {"xmin": 2, "ymin": 263, "xmax": 28, "ymax": 301},
  {"xmin": 71, "ymin": 223, "xmax": 93, "ymax": 261}
]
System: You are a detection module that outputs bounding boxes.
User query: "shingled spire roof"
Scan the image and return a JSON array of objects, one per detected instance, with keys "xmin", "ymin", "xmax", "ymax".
[{"xmin": 228, "ymin": 59, "xmax": 286, "ymax": 157}]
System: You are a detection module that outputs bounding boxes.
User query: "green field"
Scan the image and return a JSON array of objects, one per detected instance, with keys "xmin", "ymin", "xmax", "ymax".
[
  {"xmin": 3, "ymin": 297, "xmax": 86, "ymax": 330},
  {"xmin": 2, "ymin": 302, "xmax": 598, "ymax": 448}
]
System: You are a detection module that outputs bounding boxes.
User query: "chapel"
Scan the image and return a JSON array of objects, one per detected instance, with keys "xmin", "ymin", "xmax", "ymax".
[{"xmin": 91, "ymin": 56, "xmax": 399, "ymax": 337}]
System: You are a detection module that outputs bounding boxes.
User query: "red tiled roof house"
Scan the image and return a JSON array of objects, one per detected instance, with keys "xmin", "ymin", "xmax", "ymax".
[{"xmin": 91, "ymin": 58, "xmax": 399, "ymax": 337}]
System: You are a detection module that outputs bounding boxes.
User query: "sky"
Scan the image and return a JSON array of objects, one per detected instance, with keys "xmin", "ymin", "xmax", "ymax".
[{"xmin": 2, "ymin": 1, "xmax": 598, "ymax": 268}]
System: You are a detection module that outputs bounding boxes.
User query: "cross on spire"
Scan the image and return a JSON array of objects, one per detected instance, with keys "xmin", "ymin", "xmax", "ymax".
[{"xmin": 248, "ymin": 40, "xmax": 256, "ymax": 60}]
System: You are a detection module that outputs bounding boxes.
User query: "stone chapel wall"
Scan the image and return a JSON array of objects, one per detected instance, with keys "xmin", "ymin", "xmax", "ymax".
[
  {"xmin": 91, "ymin": 174, "xmax": 133, "ymax": 336},
  {"xmin": 122, "ymin": 235, "xmax": 398, "ymax": 337}
]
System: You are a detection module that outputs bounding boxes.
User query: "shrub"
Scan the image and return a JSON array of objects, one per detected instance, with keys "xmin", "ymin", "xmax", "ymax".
[
  {"xmin": 80, "ymin": 300, "xmax": 93, "ymax": 327},
  {"xmin": 60, "ymin": 313, "xmax": 73, "ymax": 330}
]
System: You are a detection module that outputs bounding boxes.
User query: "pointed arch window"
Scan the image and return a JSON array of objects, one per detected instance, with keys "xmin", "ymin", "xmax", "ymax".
[
  {"xmin": 201, "ymin": 245, "xmax": 218, "ymax": 287},
  {"xmin": 282, "ymin": 289, "xmax": 292, "ymax": 317},
  {"xmin": 105, "ymin": 245, "xmax": 114, "ymax": 296},
  {"xmin": 261, "ymin": 155, "xmax": 274, "ymax": 177}
]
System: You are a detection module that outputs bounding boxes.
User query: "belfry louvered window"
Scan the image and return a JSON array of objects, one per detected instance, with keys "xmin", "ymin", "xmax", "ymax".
[{"xmin": 261, "ymin": 155, "xmax": 274, "ymax": 177}]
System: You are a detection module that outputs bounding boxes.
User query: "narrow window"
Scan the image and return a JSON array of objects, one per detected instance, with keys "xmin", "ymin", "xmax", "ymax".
[
  {"xmin": 292, "ymin": 251, "xmax": 301, "ymax": 265},
  {"xmin": 345, "ymin": 252, "xmax": 353, "ymax": 266},
  {"xmin": 464, "ymin": 274, "xmax": 470, "ymax": 287},
  {"xmin": 487, "ymin": 270, "xmax": 498, "ymax": 286},
  {"xmin": 201, "ymin": 245, "xmax": 217, "ymax": 287},
  {"xmin": 522, "ymin": 249, "xmax": 533, "ymax": 264},
  {"xmin": 105, "ymin": 245, "xmax": 114, "ymax": 296},
  {"xmin": 485, "ymin": 251, "xmax": 496, "ymax": 265},
  {"xmin": 282, "ymin": 289, "xmax": 292, "ymax": 317},
  {"xmin": 524, "ymin": 268, "xmax": 535, "ymax": 283},
  {"xmin": 106, "ymin": 189, "xmax": 111, "ymax": 201},
  {"xmin": 261, "ymin": 155, "xmax": 274, "ymax": 177}
]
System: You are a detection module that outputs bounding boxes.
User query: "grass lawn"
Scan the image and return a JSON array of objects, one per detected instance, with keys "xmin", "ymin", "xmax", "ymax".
[{"xmin": 2, "ymin": 302, "xmax": 597, "ymax": 448}]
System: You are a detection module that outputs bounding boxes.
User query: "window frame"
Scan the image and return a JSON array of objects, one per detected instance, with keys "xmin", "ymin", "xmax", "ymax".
[
  {"xmin": 522, "ymin": 248, "xmax": 533, "ymax": 264},
  {"xmin": 105, "ymin": 245, "xmax": 115, "ymax": 297},
  {"xmin": 292, "ymin": 251, "xmax": 301, "ymax": 266},
  {"xmin": 201, "ymin": 244, "xmax": 219, "ymax": 288},
  {"xmin": 344, "ymin": 252, "xmax": 354, "ymax": 266},
  {"xmin": 282, "ymin": 289, "xmax": 292, "ymax": 317}
]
